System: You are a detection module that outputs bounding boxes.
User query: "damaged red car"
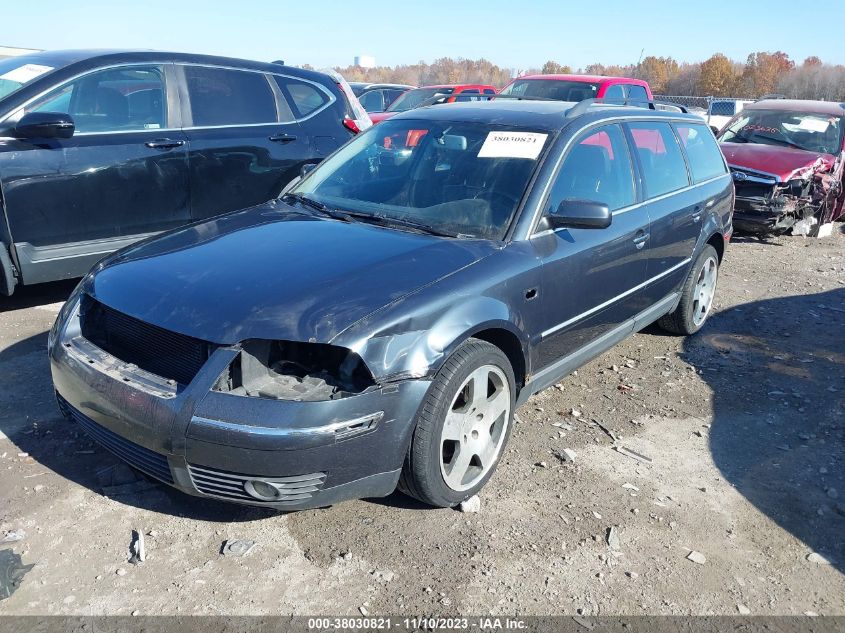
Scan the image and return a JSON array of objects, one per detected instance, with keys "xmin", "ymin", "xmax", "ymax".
[{"xmin": 717, "ymin": 99, "xmax": 844, "ymax": 234}]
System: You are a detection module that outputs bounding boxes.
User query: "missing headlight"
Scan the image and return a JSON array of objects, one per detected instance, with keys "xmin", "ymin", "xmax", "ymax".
[{"xmin": 215, "ymin": 340, "xmax": 376, "ymax": 401}]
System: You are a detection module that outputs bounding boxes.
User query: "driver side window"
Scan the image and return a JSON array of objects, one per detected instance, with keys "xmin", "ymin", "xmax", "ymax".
[
  {"xmin": 547, "ymin": 124, "xmax": 636, "ymax": 214},
  {"xmin": 24, "ymin": 65, "xmax": 167, "ymax": 134}
]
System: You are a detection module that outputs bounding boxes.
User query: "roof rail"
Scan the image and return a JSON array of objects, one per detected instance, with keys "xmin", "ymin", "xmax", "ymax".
[
  {"xmin": 489, "ymin": 94, "xmax": 558, "ymax": 102},
  {"xmin": 565, "ymin": 97, "xmax": 653, "ymax": 118},
  {"xmin": 652, "ymin": 100, "xmax": 690, "ymax": 113}
]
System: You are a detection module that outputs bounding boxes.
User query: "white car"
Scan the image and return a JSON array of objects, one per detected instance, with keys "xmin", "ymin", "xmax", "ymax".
[{"xmin": 704, "ymin": 99, "xmax": 754, "ymax": 132}]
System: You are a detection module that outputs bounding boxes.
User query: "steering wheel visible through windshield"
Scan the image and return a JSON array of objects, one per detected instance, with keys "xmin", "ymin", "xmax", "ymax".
[
  {"xmin": 290, "ymin": 118, "xmax": 551, "ymax": 240},
  {"xmin": 720, "ymin": 109, "xmax": 844, "ymax": 155}
]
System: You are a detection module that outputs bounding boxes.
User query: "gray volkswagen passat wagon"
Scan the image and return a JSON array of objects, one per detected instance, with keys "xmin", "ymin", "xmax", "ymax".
[{"xmin": 50, "ymin": 99, "xmax": 733, "ymax": 509}]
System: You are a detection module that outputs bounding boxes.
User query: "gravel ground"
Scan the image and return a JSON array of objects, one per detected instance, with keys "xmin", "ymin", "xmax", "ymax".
[{"xmin": 0, "ymin": 227, "xmax": 843, "ymax": 616}]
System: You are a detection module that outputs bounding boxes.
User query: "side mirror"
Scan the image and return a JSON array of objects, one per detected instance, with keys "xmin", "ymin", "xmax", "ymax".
[
  {"xmin": 710, "ymin": 125, "xmax": 719, "ymax": 136},
  {"xmin": 300, "ymin": 162, "xmax": 317, "ymax": 178},
  {"xmin": 14, "ymin": 112, "xmax": 75, "ymax": 140},
  {"xmin": 548, "ymin": 199, "xmax": 612, "ymax": 230}
]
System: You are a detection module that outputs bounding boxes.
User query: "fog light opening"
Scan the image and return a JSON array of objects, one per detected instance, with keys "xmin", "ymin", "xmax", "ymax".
[{"xmin": 244, "ymin": 479, "xmax": 283, "ymax": 501}]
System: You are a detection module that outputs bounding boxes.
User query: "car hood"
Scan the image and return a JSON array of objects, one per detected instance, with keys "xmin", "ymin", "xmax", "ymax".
[
  {"xmin": 86, "ymin": 202, "xmax": 498, "ymax": 345},
  {"xmin": 721, "ymin": 142, "xmax": 836, "ymax": 181}
]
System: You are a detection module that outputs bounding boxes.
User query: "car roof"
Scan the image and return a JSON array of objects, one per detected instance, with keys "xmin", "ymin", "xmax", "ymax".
[
  {"xmin": 417, "ymin": 84, "xmax": 495, "ymax": 90},
  {"xmin": 515, "ymin": 74, "xmax": 649, "ymax": 87},
  {"xmin": 11, "ymin": 48, "xmax": 331, "ymax": 82},
  {"xmin": 745, "ymin": 99, "xmax": 845, "ymax": 116},
  {"xmin": 352, "ymin": 82, "xmax": 414, "ymax": 90},
  {"xmin": 389, "ymin": 99, "xmax": 701, "ymax": 131}
]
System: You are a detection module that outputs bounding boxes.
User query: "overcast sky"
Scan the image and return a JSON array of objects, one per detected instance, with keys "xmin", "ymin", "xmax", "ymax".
[{"xmin": 4, "ymin": 0, "xmax": 841, "ymax": 70}]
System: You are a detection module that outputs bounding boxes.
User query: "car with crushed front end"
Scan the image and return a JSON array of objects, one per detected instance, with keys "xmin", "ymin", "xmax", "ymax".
[
  {"xmin": 717, "ymin": 99, "xmax": 844, "ymax": 235},
  {"xmin": 49, "ymin": 98, "xmax": 733, "ymax": 510}
]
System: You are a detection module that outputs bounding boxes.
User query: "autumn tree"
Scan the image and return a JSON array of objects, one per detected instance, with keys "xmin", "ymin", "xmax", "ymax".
[
  {"xmin": 637, "ymin": 56, "xmax": 679, "ymax": 93},
  {"xmin": 803, "ymin": 56, "xmax": 823, "ymax": 68},
  {"xmin": 740, "ymin": 51, "xmax": 794, "ymax": 96},
  {"xmin": 697, "ymin": 53, "xmax": 737, "ymax": 96},
  {"xmin": 540, "ymin": 60, "xmax": 572, "ymax": 74},
  {"xmin": 664, "ymin": 63, "xmax": 701, "ymax": 95}
]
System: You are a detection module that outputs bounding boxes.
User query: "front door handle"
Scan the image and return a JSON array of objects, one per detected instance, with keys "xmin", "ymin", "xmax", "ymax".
[
  {"xmin": 633, "ymin": 231, "xmax": 650, "ymax": 249},
  {"xmin": 269, "ymin": 133, "xmax": 297, "ymax": 143},
  {"xmin": 145, "ymin": 138, "xmax": 185, "ymax": 150},
  {"xmin": 692, "ymin": 206, "xmax": 703, "ymax": 223}
]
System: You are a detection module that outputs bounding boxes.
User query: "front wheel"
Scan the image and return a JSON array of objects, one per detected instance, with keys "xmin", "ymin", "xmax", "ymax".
[
  {"xmin": 658, "ymin": 244, "xmax": 720, "ymax": 335},
  {"xmin": 399, "ymin": 339, "xmax": 515, "ymax": 508}
]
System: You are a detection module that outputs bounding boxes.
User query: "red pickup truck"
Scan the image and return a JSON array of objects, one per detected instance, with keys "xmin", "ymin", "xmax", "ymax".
[
  {"xmin": 498, "ymin": 74, "xmax": 652, "ymax": 103},
  {"xmin": 370, "ymin": 84, "xmax": 497, "ymax": 124}
]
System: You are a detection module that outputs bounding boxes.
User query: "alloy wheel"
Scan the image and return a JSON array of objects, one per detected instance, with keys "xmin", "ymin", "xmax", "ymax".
[
  {"xmin": 692, "ymin": 255, "xmax": 718, "ymax": 326},
  {"xmin": 439, "ymin": 364, "xmax": 511, "ymax": 491}
]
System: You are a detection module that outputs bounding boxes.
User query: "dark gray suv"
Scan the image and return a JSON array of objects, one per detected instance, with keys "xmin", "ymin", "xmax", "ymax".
[{"xmin": 49, "ymin": 99, "xmax": 733, "ymax": 510}]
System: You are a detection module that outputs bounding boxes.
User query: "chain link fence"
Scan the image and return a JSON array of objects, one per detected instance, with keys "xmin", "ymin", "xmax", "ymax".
[{"xmin": 653, "ymin": 95, "xmax": 755, "ymax": 115}]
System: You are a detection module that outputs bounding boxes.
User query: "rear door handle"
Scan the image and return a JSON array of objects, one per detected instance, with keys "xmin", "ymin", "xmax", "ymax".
[
  {"xmin": 633, "ymin": 232, "xmax": 649, "ymax": 249},
  {"xmin": 269, "ymin": 133, "xmax": 297, "ymax": 143},
  {"xmin": 145, "ymin": 138, "xmax": 185, "ymax": 150}
]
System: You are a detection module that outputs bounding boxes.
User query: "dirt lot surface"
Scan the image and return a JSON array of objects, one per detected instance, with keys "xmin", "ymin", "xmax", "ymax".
[{"xmin": 1, "ymin": 227, "xmax": 843, "ymax": 617}]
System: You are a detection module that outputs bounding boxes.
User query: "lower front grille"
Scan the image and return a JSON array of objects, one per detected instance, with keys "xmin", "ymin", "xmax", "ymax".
[
  {"xmin": 80, "ymin": 295, "xmax": 212, "ymax": 386},
  {"xmin": 187, "ymin": 463, "xmax": 326, "ymax": 503},
  {"xmin": 58, "ymin": 396, "xmax": 174, "ymax": 484}
]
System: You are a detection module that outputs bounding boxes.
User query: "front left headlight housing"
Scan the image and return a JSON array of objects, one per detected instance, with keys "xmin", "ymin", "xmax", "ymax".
[{"xmin": 213, "ymin": 339, "xmax": 377, "ymax": 402}]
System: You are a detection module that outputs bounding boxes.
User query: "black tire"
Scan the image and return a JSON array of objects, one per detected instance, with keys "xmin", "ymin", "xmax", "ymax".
[
  {"xmin": 0, "ymin": 245, "xmax": 17, "ymax": 297},
  {"xmin": 658, "ymin": 244, "xmax": 720, "ymax": 335},
  {"xmin": 398, "ymin": 338, "xmax": 515, "ymax": 508}
]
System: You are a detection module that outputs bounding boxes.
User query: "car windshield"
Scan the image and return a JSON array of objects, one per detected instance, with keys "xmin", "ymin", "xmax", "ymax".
[
  {"xmin": 499, "ymin": 79, "xmax": 599, "ymax": 102},
  {"xmin": 290, "ymin": 118, "xmax": 551, "ymax": 240},
  {"xmin": 387, "ymin": 87, "xmax": 454, "ymax": 112},
  {"xmin": 720, "ymin": 109, "xmax": 844, "ymax": 155},
  {"xmin": 0, "ymin": 57, "xmax": 56, "ymax": 100}
]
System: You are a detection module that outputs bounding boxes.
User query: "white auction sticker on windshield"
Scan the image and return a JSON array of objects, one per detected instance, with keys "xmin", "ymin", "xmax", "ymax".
[
  {"xmin": 797, "ymin": 118, "xmax": 830, "ymax": 133},
  {"xmin": 0, "ymin": 64, "xmax": 54, "ymax": 84},
  {"xmin": 478, "ymin": 131, "xmax": 547, "ymax": 159}
]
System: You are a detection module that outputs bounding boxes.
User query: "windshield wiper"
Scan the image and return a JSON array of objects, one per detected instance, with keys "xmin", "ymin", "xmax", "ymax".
[
  {"xmin": 282, "ymin": 193, "xmax": 358, "ymax": 223},
  {"xmin": 283, "ymin": 194, "xmax": 461, "ymax": 238},
  {"xmin": 361, "ymin": 213, "xmax": 461, "ymax": 238}
]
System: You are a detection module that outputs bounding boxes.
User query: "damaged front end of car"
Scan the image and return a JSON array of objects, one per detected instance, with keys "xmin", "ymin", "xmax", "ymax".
[{"xmin": 730, "ymin": 153, "xmax": 845, "ymax": 235}]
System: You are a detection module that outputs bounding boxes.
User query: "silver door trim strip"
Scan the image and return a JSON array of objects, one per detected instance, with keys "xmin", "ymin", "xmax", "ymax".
[{"xmin": 540, "ymin": 257, "xmax": 691, "ymax": 339}]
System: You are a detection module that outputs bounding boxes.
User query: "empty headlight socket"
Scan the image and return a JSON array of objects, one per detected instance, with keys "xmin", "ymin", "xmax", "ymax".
[{"xmin": 215, "ymin": 339, "xmax": 376, "ymax": 401}]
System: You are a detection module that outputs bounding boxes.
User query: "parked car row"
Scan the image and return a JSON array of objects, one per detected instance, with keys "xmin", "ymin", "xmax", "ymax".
[{"xmin": 3, "ymin": 47, "xmax": 839, "ymax": 512}]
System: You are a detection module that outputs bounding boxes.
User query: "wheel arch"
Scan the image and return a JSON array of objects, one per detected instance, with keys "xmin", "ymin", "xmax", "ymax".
[{"xmin": 705, "ymin": 230, "xmax": 726, "ymax": 263}]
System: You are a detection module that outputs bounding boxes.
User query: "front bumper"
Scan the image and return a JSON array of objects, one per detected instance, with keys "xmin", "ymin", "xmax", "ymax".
[{"xmin": 49, "ymin": 308, "xmax": 430, "ymax": 510}]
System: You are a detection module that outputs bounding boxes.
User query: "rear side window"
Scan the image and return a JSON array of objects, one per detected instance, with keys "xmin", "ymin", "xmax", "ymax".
[
  {"xmin": 548, "ymin": 124, "xmax": 636, "ymax": 213},
  {"xmin": 603, "ymin": 84, "xmax": 625, "ymax": 100},
  {"xmin": 627, "ymin": 85, "xmax": 649, "ymax": 103},
  {"xmin": 358, "ymin": 90, "xmax": 385, "ymax": 112},
  {"xmin": 628, "ymin": 121, "xmax": 690, "ymax": 197},
  {"xmin": 675, "ymin": 123, "xmax": 727, "ymax": 182},
  {"xmin": 185, "ymin": 66, "xmax": 277, "ymax": 127},
  {"xmin": 455, "ymin": 89, "xmax": 479, "ymax": 102},
  {"xmin": 274, "ymin": 77, "xmax": 330, "ymax": 118}
]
